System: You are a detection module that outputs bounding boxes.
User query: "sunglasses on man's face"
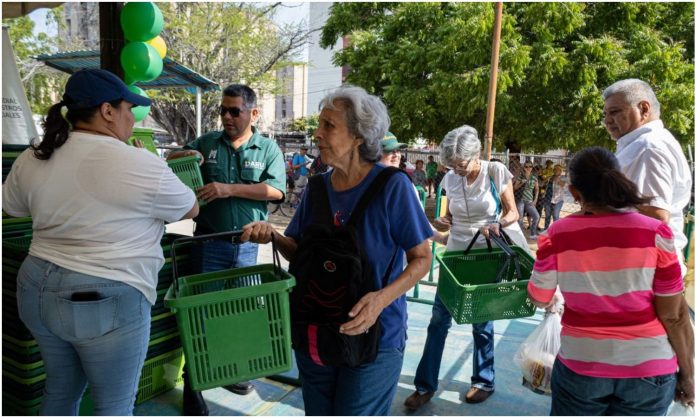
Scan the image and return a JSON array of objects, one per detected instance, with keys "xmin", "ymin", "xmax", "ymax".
[
  {"xmin": 219, "ymin": 106, "xmax": 246, "ymax": 117},
  {"xmin": 524, "ymin": 165, "xmax": 533, "ymax": 169}
]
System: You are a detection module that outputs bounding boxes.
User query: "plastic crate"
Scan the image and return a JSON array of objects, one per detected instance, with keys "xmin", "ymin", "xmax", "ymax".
[
  {"xmin": 2, "ymin": 393, "xmax": 41, "ymax": 416},
  {"xmin": 136, "ymin": 348, "xmax": 184, "ymax": 404},
  {"xmin": 436, "ymin": 241, "xmax": 536, "ymax": 324},
  {"xmin": 128, "ymin": 128, "xmax": 158, "ymax": 155},
  {"xmin": 166, "ymin": 156, "xmax": 205, "ymax": 206},
  {"xmin": 165, "ymin": 264, "xmax": 295, "ymax": 391},
  {"xmin": 2, "ymin": 386, "xmax": 93, "ymax": 416},
  {"xmin": 2, "ymin": 145, "xmax": 28, "ymax": 184},
  {"xmin": 3, "ymin": 235, "xmax": 32, "ymax": 257}
]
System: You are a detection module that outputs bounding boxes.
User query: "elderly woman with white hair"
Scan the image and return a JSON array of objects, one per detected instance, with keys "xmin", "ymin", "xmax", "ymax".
[
  {"xmin": 405, "ymin": 125, "xmax": 529, "ymax": 411},
  {"xmin": 242, "ymin": 85, "xmax": 432, "ymax": 415}
]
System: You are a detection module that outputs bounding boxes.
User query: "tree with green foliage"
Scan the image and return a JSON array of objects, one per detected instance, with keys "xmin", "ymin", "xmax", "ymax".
[
  {"xmin": 151, "ymin": 2, "xmax": 315, "ymax": 143},
  {"xmin": 321, "ymin": 2, "xmax": 694, "ymax": 152},
  {"xmin": 290, "ymin": 113, "xmax": 319, "ymax": 137}
]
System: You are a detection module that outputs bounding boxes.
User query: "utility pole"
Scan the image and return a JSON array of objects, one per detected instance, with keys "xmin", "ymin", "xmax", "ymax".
[
  {"xmin": 484, "ymin": 2, "xmax": 503, "ymax": 160},
  {"xmin": 99, "ymin": 3, "xmax": 125, "ymax": 78}
]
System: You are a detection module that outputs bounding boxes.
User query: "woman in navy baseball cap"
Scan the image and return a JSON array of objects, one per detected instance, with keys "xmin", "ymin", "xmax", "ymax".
[{"xmin": 3, "ymin": 68, "xmax": 198, "ymax": 415}]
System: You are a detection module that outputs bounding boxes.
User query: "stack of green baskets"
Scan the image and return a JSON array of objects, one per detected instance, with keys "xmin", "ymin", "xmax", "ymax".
[
  {"xmin": 436, "ymin": 237, "xmax": 536, "ymax": 324},
  {"xmin": 165, "ymin": 233, "xmax": 295, "ymax": 391},
  {"xmin": 1, "ymin": 234, "xmax": 193, "ymax": 414},
  {"xmin": 2, "ymin": 236, "xmax": 44, "ymax": 415},
  {"xmin": 2, "ymin": 213, "xmax": 32, "ymax": 239},
  {"xmin": 2, "ymin": 145, "xmax": 29, "ymax": 183},
  {"xmin": 167, "ymin": 155, "xmax": 206, "ymax": 206}
]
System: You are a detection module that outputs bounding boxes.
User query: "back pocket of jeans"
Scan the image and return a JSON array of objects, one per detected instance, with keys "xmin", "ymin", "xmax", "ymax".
[
  {"xmin": 57, "ymin": 295, "xmax": 118, "ymax": 339},
  {"xmin": 639, "ymin": 373, "xmax": 676, "ymax": 388}
]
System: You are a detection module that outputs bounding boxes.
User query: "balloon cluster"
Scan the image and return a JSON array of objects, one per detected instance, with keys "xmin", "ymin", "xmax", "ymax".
[{"xmin": 120, "ymin": 2, "xmax": 166, "ymax": 121}]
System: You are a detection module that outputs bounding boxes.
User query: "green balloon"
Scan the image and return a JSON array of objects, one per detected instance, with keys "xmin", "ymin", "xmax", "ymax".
[
  {"xmin": 120, "ymin": 2, "xmax": 164, "ymax": 42},
  {"xmin": 121, "ymin": 42, "xmax": 163, "ymax": 82},
  {"xmin": 127, "ymin": 85, "xmax": 151, "ymax": 122}
]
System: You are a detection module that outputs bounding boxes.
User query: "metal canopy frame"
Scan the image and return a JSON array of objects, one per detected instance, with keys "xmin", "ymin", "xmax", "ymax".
[{"xmin": 34, "ymin": 49, "xmax": 219, "ymax": 137}]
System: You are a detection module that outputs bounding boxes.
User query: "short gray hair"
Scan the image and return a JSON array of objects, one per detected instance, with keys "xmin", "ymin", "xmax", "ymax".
[
  {"xmin": 319, "ymin": 85, "xmax": 389, "ymax": 163},
  {"xmin": 602, "ymin": 79, "xmax": 661, "ymax": 118},
  {"xmin": 438, "ymin": 125, "xmax": 481, "ymax": 167}
]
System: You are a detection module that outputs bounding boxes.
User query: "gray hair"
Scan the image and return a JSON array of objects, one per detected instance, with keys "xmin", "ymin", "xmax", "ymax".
[
  {"xmin": 602, "ymin": 79, "xmax": 661, "ymax": 118},
  {"xmin": 438, "ymin": 125, "xmax": 481, "ymax": 167},
  {"xmin": 319, "ymin": 85, "xmax": 389, "ymax": 163}
]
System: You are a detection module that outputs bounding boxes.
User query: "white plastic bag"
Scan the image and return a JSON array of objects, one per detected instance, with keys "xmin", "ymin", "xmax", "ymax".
[
  {"xmin": 514, "ymin": 311, "xmax": 562, "ymax": 395},
  {"xmin": 667, "ymin": 401, "xmax": 695, "ymax": 416}
]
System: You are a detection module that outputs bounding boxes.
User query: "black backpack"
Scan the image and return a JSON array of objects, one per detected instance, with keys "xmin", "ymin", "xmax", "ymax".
[{"xmin": 288, "ymin": 167, "xmax": 400, "ymax": 367}]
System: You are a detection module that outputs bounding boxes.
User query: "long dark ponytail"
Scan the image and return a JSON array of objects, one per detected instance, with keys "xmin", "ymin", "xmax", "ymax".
[
  {"xmin": 568, "ymin": 147, "xmax": 651, "ymax": 209},
  {"xmin": 30, "ymin": 99, "xmax": 122, "ymax": 160}
]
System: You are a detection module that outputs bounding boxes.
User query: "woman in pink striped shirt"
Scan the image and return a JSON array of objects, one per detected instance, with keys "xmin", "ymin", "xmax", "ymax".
[{"xmin": 528, "ymin": 147, "xmax": 694, "ymax": 415}]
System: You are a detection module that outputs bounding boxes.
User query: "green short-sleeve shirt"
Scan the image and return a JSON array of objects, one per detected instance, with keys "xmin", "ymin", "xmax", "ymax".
[
  {"xmin": 184, "ymin": 128, "xmax": 286, "ymax": 232},
  {"xmin": 517, "ymin": 174, "xmax": 538, "ymax": 203}
]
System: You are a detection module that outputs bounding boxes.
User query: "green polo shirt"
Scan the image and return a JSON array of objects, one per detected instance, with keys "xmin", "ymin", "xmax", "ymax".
[{"xmin": 184, "ymin": 128, "xmax": 286, "ymax": 232}]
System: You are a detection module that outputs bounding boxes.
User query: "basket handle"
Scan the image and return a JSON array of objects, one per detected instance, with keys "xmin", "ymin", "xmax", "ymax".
[
  {"xmin": 270, "ymin": 232, "xmax": 282, "ymax": 279},
  {"xmin": 170, "ymin": 230, "xmax": 282, "ymax": 296},
  {"xmin": 489, "ymin": 233, "xmax": 523, "ymax": 283},
  {"xmin": 489, "ymin": 232, "xmax": 517, "ymax": 258},
  {"xmin": 463, "ymin": 230, "xmax": 493, "ymax": 254}
]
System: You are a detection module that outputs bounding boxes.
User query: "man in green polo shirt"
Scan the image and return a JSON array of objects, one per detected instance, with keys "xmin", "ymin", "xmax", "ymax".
[{"xmin": 167, "ymin": 84, "xmax": 285, "ymax": 415}]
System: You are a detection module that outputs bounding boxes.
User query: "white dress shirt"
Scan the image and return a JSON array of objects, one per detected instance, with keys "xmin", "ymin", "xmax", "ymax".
[{"xmin": 615, "ymin": 119, "xmax": 691, "ymax": 276}]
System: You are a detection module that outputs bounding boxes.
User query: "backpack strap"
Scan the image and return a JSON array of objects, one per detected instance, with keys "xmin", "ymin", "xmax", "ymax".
[
  {"xmin": 308, "ymin": 174, "xmax": 333, "ymax": 225},
  {"xmin": 347, "ymin": 167, "xmax": 401, "ymax": 227},
  {"xmin": 487, "ymin": 161, "xmax": 502, "ymax": 217}
]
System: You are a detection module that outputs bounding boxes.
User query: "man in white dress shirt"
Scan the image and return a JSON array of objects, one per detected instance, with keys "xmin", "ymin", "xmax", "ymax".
[{"xmin": 602, "ymin": 78, "xmax": 692, "ymax": 276}]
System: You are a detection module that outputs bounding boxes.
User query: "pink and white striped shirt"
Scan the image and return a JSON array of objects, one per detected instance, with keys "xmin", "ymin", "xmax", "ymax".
[{"xmin": 528, "ymin": 211, "xmax": 683, "ymax": 379}]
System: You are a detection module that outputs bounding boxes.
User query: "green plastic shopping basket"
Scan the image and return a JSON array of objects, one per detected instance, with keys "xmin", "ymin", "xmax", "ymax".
[
  {"xmin": 436, "ymin": 231, "xmax": 536, "ymax": 324},
  {"xmin": 166, "ymin": 155, "xmax": 206, "ymax": 206},
  {"xmin": 164, "ymin": 231, "xmax": 295, "ymax": 391},
  {"xmin": 128, "ymin": 128, "xmax": 158, "ymax": 155}
]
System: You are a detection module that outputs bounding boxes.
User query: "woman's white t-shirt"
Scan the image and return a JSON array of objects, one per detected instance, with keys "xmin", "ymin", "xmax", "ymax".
[
  {"xmin": 3, "ymin": 132, "xmax": 196, "ymax": 304},
  {"xmin": 442, "ymin": 160, "xmax": 529, "ymax": 253}
]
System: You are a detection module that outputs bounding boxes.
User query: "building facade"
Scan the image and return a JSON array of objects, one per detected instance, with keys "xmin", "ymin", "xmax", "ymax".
[
  {"xmin": 306, "ymin": 2, "xmax": 343, "ymax": 115},
  {"xmin": 57, "ymin": 2, "xmax": 99, "ymax": 49},
  {"xmin": 275, "ymin": 64, "xmax": 308, "ymax": 121}
]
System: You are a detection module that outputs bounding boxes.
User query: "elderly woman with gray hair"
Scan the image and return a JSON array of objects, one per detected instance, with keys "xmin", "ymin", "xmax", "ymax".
[
  {"xmin": 405, "ymin": 125, "xmax": 529, "ymax": 411},
  {"xmin": 242, "ymin": 85, "xmax": 432, "ymax": 415}
]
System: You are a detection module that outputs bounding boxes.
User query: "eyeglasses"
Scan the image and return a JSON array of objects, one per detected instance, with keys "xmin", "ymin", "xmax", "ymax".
[
  {"xmin": 524, "ymin": 165, "xmax": 533, "ymax": 169},
  {"xmin": 446, "ymin": 158, "xmax": 476, "ymax": 171},
  {"xmin": 219, "ymin": 106, "xmax": 246, "ymax": 117}
]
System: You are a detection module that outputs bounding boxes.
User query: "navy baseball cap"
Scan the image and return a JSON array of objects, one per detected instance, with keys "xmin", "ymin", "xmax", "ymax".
[{"xmin": 63, "ymin": 69, "xmax": 152, "ymax": 110}]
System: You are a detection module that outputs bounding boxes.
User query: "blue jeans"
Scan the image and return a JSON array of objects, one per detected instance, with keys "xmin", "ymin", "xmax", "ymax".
[
  {"xmin": 414, "ymin": 294, "xmax": 495, "ymax": 393},
  {"xmin": 16, "ymin": 255, "xmax": 150, "ymax": 416},
  {"xmin": 517, "ymin": 200, "xmax": 540, "ymax": 236},
  {"xmin": 550, "ymin": 359, "xmax": 676, "ymax": 416},
  {"xmin": 295, "ymin": 346, "xmax": 404, "ymax": 415},
  {"xmin": 192, "ymin": 236, "xmax": 259, "ymax": 273},
  {"xmin": 543, "ymin": 201, "xmax": 563, "ymax": 229}
]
